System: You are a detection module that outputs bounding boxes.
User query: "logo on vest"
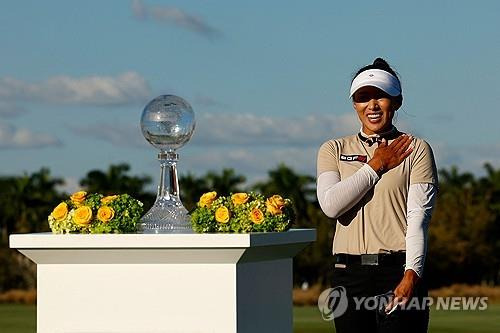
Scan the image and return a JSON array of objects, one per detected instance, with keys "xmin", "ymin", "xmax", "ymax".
[{"xmin": 340, "ymin": 154, "xmax": 367, "ymax": 163}]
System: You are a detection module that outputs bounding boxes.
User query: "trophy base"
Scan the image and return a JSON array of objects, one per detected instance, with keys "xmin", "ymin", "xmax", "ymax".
[{"xmin": 138, "ymin": 203, "xmax": 193, "ymax": 234}]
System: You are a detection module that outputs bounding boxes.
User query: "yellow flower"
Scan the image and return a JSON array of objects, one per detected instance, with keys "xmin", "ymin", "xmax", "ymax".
[
  {"xmin": 215, "ymin": 206, "xmax": 230, "ymax": 223},
  {"xmin": 101, "ymin": 195, "xmax": 119, "ymax": 205},
  {"xmin": 97, "ymin": 206, "xmax": 115, "ymax": 223},
  {"xmin": 266, "ymin": 195, "xmax": 285, "ymax": 215},
  {"xmin": 51, "ymin": 202, "xmax": 68, "ymax": 221},
  {"xmin": 70, "ymin": 191, "xmax": 87, "ymax": 206},
  {"xmin": 73, "ymin": 206, "xmax": 93, "ymax": 226},
  {"xmin": 199, "ymin": 191, "xmax": 217, "ymax": 208},
  {"xmin": 231, "ymin": 193, "xmax": 249, "ymax": 205},
  {"xmin": 250, "ymin": 208, "xmax": 265, "ymax": 224}
]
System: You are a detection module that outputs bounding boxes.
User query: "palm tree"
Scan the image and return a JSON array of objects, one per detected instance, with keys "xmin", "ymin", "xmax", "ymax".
[
  {"xmin": 80, "ymin": 164, "xmax": 151, "ymax": 195},
  {"xmin": 427, "ymin": 164, "xmax": 500, "ymax": 287},
  {"xmin": 252, "ymin": 163, "xmax": 315, "ymax": 223},
  {"xmin": 178, "ymin": 169, "xmax": 246, "ymax": 211},
  {"xmin": 0, "ymin": 168, "xmax": 64, "ymax": 291},
  {"xmin": 0, "ymin": 168, "xmax": 63, "ymax": 243},
  {"xmin": 252, "ymin": 163, "xmax": 328, "ymax": 286},
  {"xmin": 476, "ymin": 163, "xmax": 500, "ymax": 284},
  {"xmin": 79, "ymin": 163, "xmax": 154, "ymax": 210},
  {"xmin": 179, "ymin": 172, "xmax": 209, "ymax": 211},
  {"xmin": 205, "ymin": 169, "xmax": 246, "ymax": 195},
  {"xmin": 438, "ymin": 166, "xmax": 474, "ymax": 192}
]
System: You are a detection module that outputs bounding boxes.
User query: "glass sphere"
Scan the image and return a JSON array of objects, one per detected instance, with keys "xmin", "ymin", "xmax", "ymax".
[{"xmin": 140, "ymin": 95, "xmax": 195, "ymax": 151}]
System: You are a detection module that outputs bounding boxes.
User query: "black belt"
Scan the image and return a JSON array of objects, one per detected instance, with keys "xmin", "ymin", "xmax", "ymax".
[{"xmin": 334, "ymin": 252, "xmax": 405, "ymax": 266}]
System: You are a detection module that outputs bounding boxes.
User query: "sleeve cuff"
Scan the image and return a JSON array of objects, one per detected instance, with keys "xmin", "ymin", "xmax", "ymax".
[
  {"xmin": 362, "ymin": 163, "xmax": 380, "ymax": 183},
  {"xmin": 404, "ymin": 265, "xmax": 422, "ymax": 278}
]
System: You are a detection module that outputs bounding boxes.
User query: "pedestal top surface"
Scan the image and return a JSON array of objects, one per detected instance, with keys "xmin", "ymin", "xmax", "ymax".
[{"xmin": 10, "ymin": 228, "xmax": 316, "ymax": 249}]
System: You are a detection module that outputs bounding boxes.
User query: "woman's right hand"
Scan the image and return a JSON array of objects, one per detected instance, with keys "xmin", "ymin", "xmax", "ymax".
[{"xmin": 368, "ymin": 134, "xmax": 414, "ymax": 176}]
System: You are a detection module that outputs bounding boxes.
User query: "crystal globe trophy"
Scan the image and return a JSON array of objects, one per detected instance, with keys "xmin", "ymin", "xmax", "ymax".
[{"xmin": 138, "ymin": 95, "xmax": 195, "ymax": 233}]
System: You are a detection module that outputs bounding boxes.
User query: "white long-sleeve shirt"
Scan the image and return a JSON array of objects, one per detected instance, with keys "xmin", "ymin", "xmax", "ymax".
[{"xmin": 317, "ymin": 166, "xmax": 437, "ymax": 277}]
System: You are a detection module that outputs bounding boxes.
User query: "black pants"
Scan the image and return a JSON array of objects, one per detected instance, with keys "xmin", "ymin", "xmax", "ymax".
[{"xmin": 331, "ymin": 263, "xmax": 429, "ymax": 333}]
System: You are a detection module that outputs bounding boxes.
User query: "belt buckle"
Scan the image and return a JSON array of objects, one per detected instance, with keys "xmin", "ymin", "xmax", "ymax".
[{"xmin": 361, "ymin": 254, "xmax": 379, "ymax": 265}]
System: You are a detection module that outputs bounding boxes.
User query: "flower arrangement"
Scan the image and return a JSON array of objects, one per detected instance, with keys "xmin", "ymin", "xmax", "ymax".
[
  {"xmin": 48, "ymin": 191, "xmax": 143, "ymax": 234},
  {"xmin": 190, "ymin": 192, "xmax": 294, "ymax": 233}
]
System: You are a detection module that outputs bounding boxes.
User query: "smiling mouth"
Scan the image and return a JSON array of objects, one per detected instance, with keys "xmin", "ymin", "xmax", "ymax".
[{"xmin": 367, "ymin": 113, "xmax": 382, "ymax": 122}]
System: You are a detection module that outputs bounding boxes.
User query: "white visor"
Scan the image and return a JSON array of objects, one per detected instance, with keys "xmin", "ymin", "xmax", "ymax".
[{"xmin": 349, "ymin": 69, "xmax": 401, "ymax": 98}]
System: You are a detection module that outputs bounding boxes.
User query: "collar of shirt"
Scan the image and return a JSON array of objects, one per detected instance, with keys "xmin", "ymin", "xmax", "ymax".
[
  {"xmin": 358, "ymin": 126, "xmax": 399, "ymax": 147},
  {"xmin": 359, "ymin": 125, "xmax": 397, "ymax": 139}
]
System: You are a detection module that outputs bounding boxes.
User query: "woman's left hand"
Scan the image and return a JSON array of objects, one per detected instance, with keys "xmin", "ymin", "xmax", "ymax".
[
  {"xmin": 385, "ymin": 269, "xmax": 419, "ymax": 312},
  {"xmin": 393, "ymin": 269, "xmax": 420, "ymax": 306}
]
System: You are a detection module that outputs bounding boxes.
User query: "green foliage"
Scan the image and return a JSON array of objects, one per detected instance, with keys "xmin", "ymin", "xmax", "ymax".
[
  {"xmin": 250, "ymin": 164, "xmax": 331, "ymax": 286},
  {"xmin": 189, "ymin": 205, "xmax": 217, "ymax": 233},
  {"xmin": 426, "ymin": 164, "xmax": 500, "ymax": 287},
  {"xmin": 79, "ymin": 163, "xmax": 155, "ymax": 212},
  {"xmin": 190, "ymin": 192, "xmax": 294, "ymax": 233},
  {"xmin": 88, "ymin": 194, "xmax": 143, "ymax": 234},
  {"xmin": 48, "ymin": 193, "xmax": 143, "ymax": 234},
  {"xmin": 2, "ymin": 162, "xmax": 500, "ymax": 292},
  {"xmin": 79, "ymin": 164, "xmax": 152, "ymax": 196},
  {"xmin": 253, "ymin": 163, "xmax": 316, "ymax": 221},
  {"xmin": 0, "ymin": 168, "xmax": 63, "ymax": 244},
  {"xmin": 0, "ymin": 168, "xmax": 64, "ymax": 292},
  {"xmin": 180, "ymin": 168, "xmax": 247, "ymax": 211}
]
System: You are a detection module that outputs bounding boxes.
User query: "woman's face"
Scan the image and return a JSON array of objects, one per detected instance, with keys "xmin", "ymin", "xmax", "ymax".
[{"xmin": 352, "ymin": 86, "xmax": 401, "ymax": 135}]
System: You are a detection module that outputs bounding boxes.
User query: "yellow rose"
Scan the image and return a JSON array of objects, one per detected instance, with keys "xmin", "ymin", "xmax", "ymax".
[
  {"xmin": 73, "ymin": 206, "xmax": 93, "ymax": 226},
  {"xmin": 101, "ymin": 195, "xmax": 119, "ymax": 205},
  {"xmin": 199, "ymin": 191, "xmax": 217, "ymax": 208},
  {"xmin": 250, "ymin": 208, "xmax": 265, "ymax": 224},
  {"xmin": 97, "ymin": 206, "xmax": 115, "ymax": 223},
  {"xmin": 266, "ymin": 195, "xmax": 285, "ymax": 215},
  {"xmin": 215, "ymin": 206, "xmax": 230, "ymax": 223},
  {"xmin": 231, "ymin": 193, "xmax": 249, "ymax": 205},
  {"xmin": 51, "ymin": 202, "xmax": 68, "ymax": 221},
  {"xmin": 70, "ymin": 191, "xmax": 87, "ymax": 206}
]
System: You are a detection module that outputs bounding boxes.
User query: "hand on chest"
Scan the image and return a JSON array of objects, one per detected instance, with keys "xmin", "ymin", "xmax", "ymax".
[{"xmin": 339, "ymin": 152, "xmax": 409, "ymax": 190}]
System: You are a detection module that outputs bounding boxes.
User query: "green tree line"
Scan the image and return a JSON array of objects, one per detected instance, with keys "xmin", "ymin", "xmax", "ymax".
[{"xmin": 0, "ymin": 163, "xmax": 499, "ymax": 291}]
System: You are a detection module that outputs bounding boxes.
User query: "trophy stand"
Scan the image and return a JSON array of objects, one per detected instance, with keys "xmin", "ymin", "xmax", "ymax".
[{"xmin": 138, "ymin": 95, "xmax": 195, "ymax": 233}]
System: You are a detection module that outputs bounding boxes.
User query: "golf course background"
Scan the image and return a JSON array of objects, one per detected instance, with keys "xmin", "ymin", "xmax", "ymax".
[
  {"xmin": 2, "ymin": 163, "xmax": 500, "ymax": 331},
  {"xmin": 1, "ymin": 304, "xmax": 499, "ymax": 333}
]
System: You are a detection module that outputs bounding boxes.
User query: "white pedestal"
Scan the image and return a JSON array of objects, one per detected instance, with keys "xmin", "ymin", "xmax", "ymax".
[{"xmin": 10, "ymin": 229, "xmax": 315, "ymax": 333}]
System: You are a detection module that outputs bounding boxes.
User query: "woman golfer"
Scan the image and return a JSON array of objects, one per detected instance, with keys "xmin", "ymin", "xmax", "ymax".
[{"xmin": 316, "ymin": 58, "xmax": 438, "ymax": 333}]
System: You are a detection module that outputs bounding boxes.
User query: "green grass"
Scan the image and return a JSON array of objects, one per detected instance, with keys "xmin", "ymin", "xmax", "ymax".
[
  {"xmin": 0, "ymin": 304, "xmax": 499, "ymax": 332},
  {"xmin": 0, "ymin": 304, "xmax": 36, "ymax": 333},
  {"xmin": 426, "ymin": 304, "xmax": 500, "ymax": 333},
  {"xmin": 293, "ymin": 304, "xmax": 500, "ymax": 333},
  {"xmin": 294, "ymin": 306, "xmax": 334, "ymax": 332}
]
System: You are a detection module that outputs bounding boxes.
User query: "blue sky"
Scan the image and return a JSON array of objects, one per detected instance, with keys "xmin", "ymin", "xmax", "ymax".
[{"xmin": 1, "ymin": 0, "xmax": 499, "ymax": 192}]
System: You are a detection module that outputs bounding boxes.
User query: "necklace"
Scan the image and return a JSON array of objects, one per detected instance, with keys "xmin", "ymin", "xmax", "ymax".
[
  {"xmin": 358, "ymin": 135, "xmax": 374, "ymax": 159},
  {"xmin": 357, "ymin": 127, "xmax": 402, "ymax": 159}
]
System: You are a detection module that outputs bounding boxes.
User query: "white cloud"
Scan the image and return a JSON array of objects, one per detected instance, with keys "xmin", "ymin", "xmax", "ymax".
[
  {"xmin": 0, "ymin": 103, "xmax": 28, "ymax": 118},
  {"xmin": 69, "ymin": 112, "xmax": 500, "ymax": 180},
  {"xmin": 56, "ymin": 176, "xmax": 82, "ymax": 195},
  {"xmin": 179, "ymin": 141, "xmax": 500, "ymax": 184},
  {"xmin": 191, "ymin": 112, "xmax": 360, "ymax": 146},
  {"xmin": 72, "ymin": 112, "xmax": 360, "ymax": 149},
  {"xmin": 132, "ymin": 0, "xmax": 223, "ymax": 40},
  {"xmin": 179, "ymin": 145, "xmax": 319, "ymax": 185},
  {"xmin": 430, "ymin": 141, "xmax": 500, "ymax": 176},
  {"xmin": 463, "ymin": 143, "xmax": 500, "ymax": 174},
  {"xmin": 0, "ymin": 122, "xmax": 61, "ymax": 149},
  {"xmin": 70, "ymin": 122, "xmax": 147, "ymax": 148},
  {"xmin": 0, "ymin": 72, "xmax": 151, "ymax": 106},
  {"xmin": 193, "ymin": 94, "xmax": 228, "ymax": 108}
]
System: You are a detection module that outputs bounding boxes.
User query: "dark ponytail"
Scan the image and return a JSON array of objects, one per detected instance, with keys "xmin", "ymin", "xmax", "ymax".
[{"xmin": 354, "ymin": 58, "xmax": 399, "ymax": 80}]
